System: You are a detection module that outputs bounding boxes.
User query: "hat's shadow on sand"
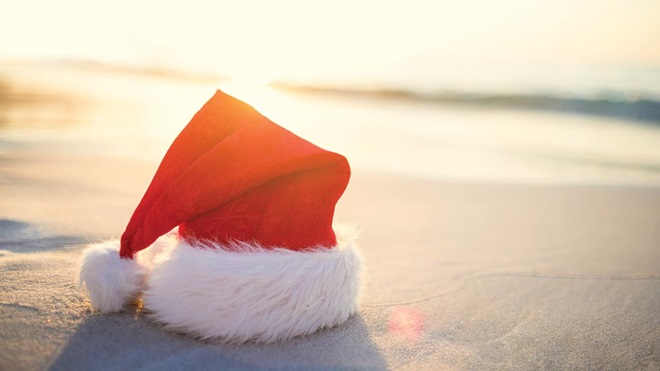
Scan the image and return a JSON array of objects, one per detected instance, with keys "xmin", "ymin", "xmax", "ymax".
[{"xmin": 49, "ymin": 309, "xmax": 386, "ymax": 370}]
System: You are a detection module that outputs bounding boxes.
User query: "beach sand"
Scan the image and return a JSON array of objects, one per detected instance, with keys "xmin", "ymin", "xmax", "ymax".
[{"xmin": 1, "ymin": 151, "xmax": 659, "ymax": 370}]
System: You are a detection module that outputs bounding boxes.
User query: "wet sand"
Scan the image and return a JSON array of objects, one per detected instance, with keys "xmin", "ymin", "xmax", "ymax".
[{"xmin": 1, "ymin": 151, "xmax": 659, "ymax": 370}]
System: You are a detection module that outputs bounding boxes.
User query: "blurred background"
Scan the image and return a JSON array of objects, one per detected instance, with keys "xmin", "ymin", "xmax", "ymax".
[{"xmin": 1, "ymin": 0, "xmax": 660, "ymax": 184}]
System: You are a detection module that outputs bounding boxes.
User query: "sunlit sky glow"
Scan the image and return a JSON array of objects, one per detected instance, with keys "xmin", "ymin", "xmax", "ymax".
[{"xmin": 2, "ymin": 0, "xmax": 659, "ymax": 83}]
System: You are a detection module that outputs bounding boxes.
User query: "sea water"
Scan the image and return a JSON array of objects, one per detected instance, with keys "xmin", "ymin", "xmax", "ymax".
[{"xmin": 1, "ymin": 61, "xmax": 660, "ymax": 186}]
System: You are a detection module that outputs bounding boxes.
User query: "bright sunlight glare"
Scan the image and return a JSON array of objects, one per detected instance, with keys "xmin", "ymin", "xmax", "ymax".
[{"xmin": 1, "ymin": 0, "xmax": 660, "ymax": 85}]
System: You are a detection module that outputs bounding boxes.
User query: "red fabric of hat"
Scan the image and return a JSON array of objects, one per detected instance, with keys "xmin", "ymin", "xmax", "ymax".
[{"xmin": 119, "ymin": 90, "xmax": 350, "ymax": 259}]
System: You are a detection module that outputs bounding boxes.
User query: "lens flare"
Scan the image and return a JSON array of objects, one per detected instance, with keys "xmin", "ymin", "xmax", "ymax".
[{"xmin": 388, "ymin": 306, "xmax": 425, "ymax": 342}]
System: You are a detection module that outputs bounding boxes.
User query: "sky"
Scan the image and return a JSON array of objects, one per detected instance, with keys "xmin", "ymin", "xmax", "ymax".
[{"xmin": 2, "ymin": 0, "xmax": 659, "ymax": 83}]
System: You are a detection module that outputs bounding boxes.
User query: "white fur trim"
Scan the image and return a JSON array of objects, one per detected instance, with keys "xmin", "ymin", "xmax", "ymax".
[
  {"xmin": 143, "ymin": 236, "xmax": 363, "ymax": 343},
  {"xmin": 77, "ymin": 229, "xmax": 364, "ymax": 343},
  {"xmin": 78, "ymin": 241, "xmax": 147, "ymax": 312}
]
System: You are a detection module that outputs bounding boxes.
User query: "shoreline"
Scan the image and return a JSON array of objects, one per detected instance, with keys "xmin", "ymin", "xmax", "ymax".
[{"xmin": 3, "ymin": 61, "xmax": 660, "ymax": 187}]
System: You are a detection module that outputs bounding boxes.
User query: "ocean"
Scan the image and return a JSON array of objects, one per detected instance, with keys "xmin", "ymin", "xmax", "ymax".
[{"xmin": 1, "ymin": 60, "xmax": 660, "ymax": 186}]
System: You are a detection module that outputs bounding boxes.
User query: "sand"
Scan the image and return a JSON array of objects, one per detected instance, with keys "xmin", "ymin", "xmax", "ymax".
[{"xmin": 1, "ymin": 151, "xmax": 660, "ymax": 370}]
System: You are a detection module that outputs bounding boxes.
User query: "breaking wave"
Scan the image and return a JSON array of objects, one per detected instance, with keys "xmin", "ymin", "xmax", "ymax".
[{"xmin": 271, "ymin": 82, "xmax": 660, "ymax": 124}]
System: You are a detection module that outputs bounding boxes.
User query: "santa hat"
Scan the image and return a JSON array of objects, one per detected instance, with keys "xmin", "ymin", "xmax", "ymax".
[{"xmin": 78, "ymin": 90, "xmax": 363, "ymax": 343}]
